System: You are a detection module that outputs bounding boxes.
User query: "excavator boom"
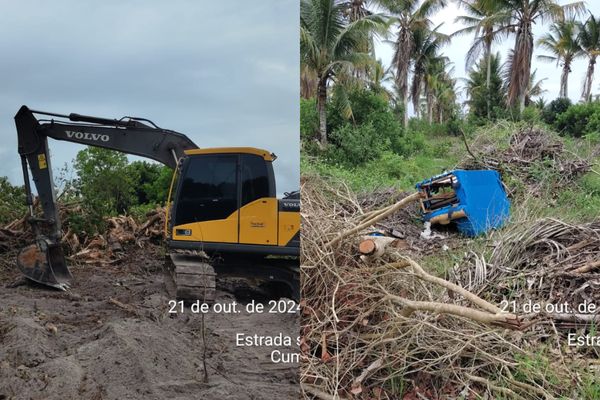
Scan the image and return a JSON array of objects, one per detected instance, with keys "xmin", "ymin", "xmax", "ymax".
[{"xmin": 15, "ymin": 105, "xmax": 197, "ymax": 289}]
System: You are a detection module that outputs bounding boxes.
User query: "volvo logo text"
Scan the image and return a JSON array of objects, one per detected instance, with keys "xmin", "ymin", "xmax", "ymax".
[{"xmin": 65, "ymin": 131, "xmax": 110, "ymax": 142}]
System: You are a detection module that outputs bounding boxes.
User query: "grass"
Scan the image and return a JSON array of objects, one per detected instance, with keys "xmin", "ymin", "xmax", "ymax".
[
  {"xmin": 513, "ymin": 350, "xmax": 560, "ymax": 386},
  {"xmin": 384, "ymin": 371, "xmax": 406, "ymax": 397},
  {"xmin": 581, "ymin": 375, "xmax": 600, "ymax": 400},
  {"xmin": 302, "ymin": 130, "xmax": 465, "ymax": 193},
  {"xmin": 304, "ymin": 120, "xmax": 600, "ymax": 225}
]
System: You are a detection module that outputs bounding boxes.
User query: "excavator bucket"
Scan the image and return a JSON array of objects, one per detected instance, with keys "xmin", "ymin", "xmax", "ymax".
[{"xmin": 16, "ymin": 241, "xmax": 72, "ymax": 290}]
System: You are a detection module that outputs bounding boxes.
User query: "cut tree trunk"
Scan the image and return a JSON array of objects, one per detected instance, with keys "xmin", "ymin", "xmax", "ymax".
[{"xmin": 359, "ymin": 236, "xmax": 408, "ymax": 259}]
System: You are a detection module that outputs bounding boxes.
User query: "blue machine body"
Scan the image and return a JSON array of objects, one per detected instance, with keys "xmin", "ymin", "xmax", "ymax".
[{"xmin": 416, "ymin": 170, "xmax": 510, "ymax": 237}]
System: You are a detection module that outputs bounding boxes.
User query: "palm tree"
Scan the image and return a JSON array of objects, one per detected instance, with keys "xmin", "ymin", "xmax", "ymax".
[
  {"xmin": 465, "ymin": 52, "xmax": 506, "ymax": 119},
  {"xmin": 422, "ymin": 57, "xmax": 456, "ymax": 123},
  {"xmin": 525, "ymin": 69, "xmax": 547, "ymax": 105},
  {"xmin": 341, "ymin": 0, "xmax": 380, "ymax": 80},
  {"xmin": 381, "ymin": 0, "xmax": 447, "ymax": 128},
  {"xmin": 453, "ymin": 0, "xmax": 510, "ymax": 118},
  {"xmin": 367, "ymin": 58, "xmax": 395, "ymax": 101},
  {"xmin": 342, "ymin": 0, "xmax": 372, "ymax": 21},
  {"xmin": 537, "ymin": 20, "xmax": 582, "ymax": 99},
  {"xmin": 300, "ymin": 0, "xmax": 385, "ymax": 145},
  {"xmin": 488, "ymin": 0, "xmax": 584, "ymax": 111},
  {"xmin": 577, "ymin": 13, "xmax": 600, "ymax": 102},
  {"xmin": 411, "ymin": 25, "xmax": 449, "ymax": 118}
]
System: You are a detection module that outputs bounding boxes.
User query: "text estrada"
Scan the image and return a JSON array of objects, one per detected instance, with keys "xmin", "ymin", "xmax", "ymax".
[
  {"xmin": 236, "ymin": 333, "xmax": 300, "ymax": 347},
  {"xmin": 568, "ymin": 333, "xmax": 600, "ymax": 347}
]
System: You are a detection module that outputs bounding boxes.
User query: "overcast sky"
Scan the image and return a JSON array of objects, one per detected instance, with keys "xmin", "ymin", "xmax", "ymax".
[
  {"xmin": 374, "ymin": 0, "xmax": 600, "ymax": 113},
  {"xmin": 0, "ymin": 0, "xmax": 299, "ymax": 195}
]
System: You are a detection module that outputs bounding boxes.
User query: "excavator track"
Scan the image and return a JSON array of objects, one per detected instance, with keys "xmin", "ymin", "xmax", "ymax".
[{"xmin": 164, "ymin": 253, "xmax": 216, "ymax": 302}]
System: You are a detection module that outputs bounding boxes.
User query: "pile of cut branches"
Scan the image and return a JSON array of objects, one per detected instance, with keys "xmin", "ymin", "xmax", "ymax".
[
  {"xmin": 460, "ymin": 126, "xmax": 591, "ymax": 196},
  {"xmin": 66, "ymin": 209, "xmax": 165, "ymax": 264},
  {"xmin": 0, "ymin": 204, "xmax": 165, "ymax": 266},
  {"xmin": 300, "ymin": 175, "xmax": 577, "ymax": 399},
  {"xmin": 453, "ymin": 218, "xmax": 600, "ymax": 326}
]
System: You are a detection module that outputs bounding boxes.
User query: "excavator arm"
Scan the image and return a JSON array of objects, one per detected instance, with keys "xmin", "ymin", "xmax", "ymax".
[{"xmin": 14, "ymin": 105, "xmax": 198, "ymax": 289}]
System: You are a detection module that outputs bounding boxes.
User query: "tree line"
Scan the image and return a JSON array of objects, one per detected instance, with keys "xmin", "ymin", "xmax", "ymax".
[{"xmin": 300, "ymin": 0, "xmax": 598, "ymax": 146}]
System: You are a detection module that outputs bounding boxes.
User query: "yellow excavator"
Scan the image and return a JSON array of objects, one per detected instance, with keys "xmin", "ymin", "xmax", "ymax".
[{"xmin": 14, "ymin": 106, "xmax": 300, "ymax": 301}]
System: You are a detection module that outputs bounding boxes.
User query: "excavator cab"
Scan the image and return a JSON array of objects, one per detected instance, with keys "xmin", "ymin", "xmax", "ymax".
[
  {"xmin": 168, "ymin": 148, "xmax": 299, "ymax": 250},
  {"xmin": 165, "ymin": 148, "xmax": 300, "ymax": 300}
]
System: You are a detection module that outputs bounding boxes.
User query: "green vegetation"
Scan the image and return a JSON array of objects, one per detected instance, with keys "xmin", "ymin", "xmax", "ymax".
[
  {"xmin": 0, "ymin": 177, "xmax": 26, "ymax": 225},
  {"xmin": 300, "ymin": 0, "xmax": 385, "ymax": 145},
  {"xmin": 0, "ymin": 147, "xmax": 173, "ymax": 233},
  {"xmin": 541, "ymin": 97, "xmax": 572, "ymax": 125},
  {"xmin": 74, "ymin": 147, "xmax": 135, "ymax": 219},
  {"xmin": 126, "ymin": 161, "xmax": 172, "ymax": 206},
  {"xmin": 554, "ymin": 100, "xmax": 600, "ymax": 138},
  {"xmin": 465, "ymin": 53, "xmax": 507, "ymax": 123},
  {"xmin": 71, "ymin": 148, "xmax": 172, "ymax": 232}
]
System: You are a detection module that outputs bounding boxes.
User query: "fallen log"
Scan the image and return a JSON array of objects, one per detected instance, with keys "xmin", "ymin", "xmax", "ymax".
[
  {"xmin": 138, "ymin": 212, "xmax": 162, "ymax": 232},
  {"xmin": 358, "ymin": 236, "xmax": 409, "ymax": 260}
]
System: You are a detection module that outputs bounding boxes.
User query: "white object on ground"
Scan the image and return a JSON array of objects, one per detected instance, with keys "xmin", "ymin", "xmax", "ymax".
[{"xmin": 420, "ymin": 221, "xmax": 446, "ymax": 240}]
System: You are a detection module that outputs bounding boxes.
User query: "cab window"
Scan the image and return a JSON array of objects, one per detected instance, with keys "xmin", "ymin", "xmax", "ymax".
[
  {"xmin": 174, "ymin": 154, "xmax": 238, "ymax": 225},
  {"xmin": 241, "ymin": 154, "xmax": 270, "ymax": 206}
]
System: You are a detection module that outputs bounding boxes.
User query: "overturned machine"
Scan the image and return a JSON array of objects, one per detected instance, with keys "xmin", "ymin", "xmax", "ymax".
[{"xmin": 416, "ymin": 170, "xmax": 510, "ymax": 237}]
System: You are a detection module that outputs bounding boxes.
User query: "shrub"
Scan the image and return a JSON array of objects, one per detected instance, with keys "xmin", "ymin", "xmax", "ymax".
[
  {"xmin": 300, "ymin": 97, "xmax": 319, "ymax": 142},
  {"xmin": 321, "ymin": 87, "xmax": 403, "ymax": 166},
  {"xmin": 327, "ymin": 122, "xmax": 390, "ymax": 166},
  {"xmin": 541, "ymin": 97, "xmax": 571, "ymax": 125},
  {"xmin": 554, "ymin": 101, "xmax": 600, "ymax": 137},
  {"xmin": 0, "ymin": 177, "xmax": 26, "ymax": 225},
  {"xmin": 521, "ymin": 105, "xmax": 542, "ymax": 125},
  {"xmin": 582, "ymin": 107, "xmax": 600, "ymax": 142},
  {"xmin": 328, "ymin": 87, "xmax": 402, "ymax": 136},
  {"xmin": 392, "ymin": 131, "xmax": 427, "ymax": 156}
]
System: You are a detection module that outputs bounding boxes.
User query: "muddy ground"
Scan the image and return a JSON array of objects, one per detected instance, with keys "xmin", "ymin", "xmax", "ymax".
[{"xmin": 0, "ymin": 247, "xmax": 299, "ymax": 400}]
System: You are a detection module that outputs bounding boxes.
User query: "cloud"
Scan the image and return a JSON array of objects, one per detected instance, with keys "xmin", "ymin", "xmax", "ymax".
[{"xmin": 0, "ymin": 0, "xmax": 300, "ymax": 195}]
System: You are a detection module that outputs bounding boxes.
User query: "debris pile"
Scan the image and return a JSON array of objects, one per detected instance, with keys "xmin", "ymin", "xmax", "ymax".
[
  {"xmin": 460, "ymin": 126, "xmax": 591, "ymax": 195},
  {"xmin": 300, "ymin": 175, "xmax": 570, "ymax": 399},
  {"xmin": 0, "ymin": 205, "xmax": 166, "ymax": 266},
  {"xmin": 454, "ymin": 218, "xmax": 600, "ymax": 324}
]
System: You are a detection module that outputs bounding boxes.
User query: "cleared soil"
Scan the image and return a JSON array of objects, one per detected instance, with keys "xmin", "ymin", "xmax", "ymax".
[{"xmin": 0, "ymin": 248, "xmax": 299, "ymax": 400}]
